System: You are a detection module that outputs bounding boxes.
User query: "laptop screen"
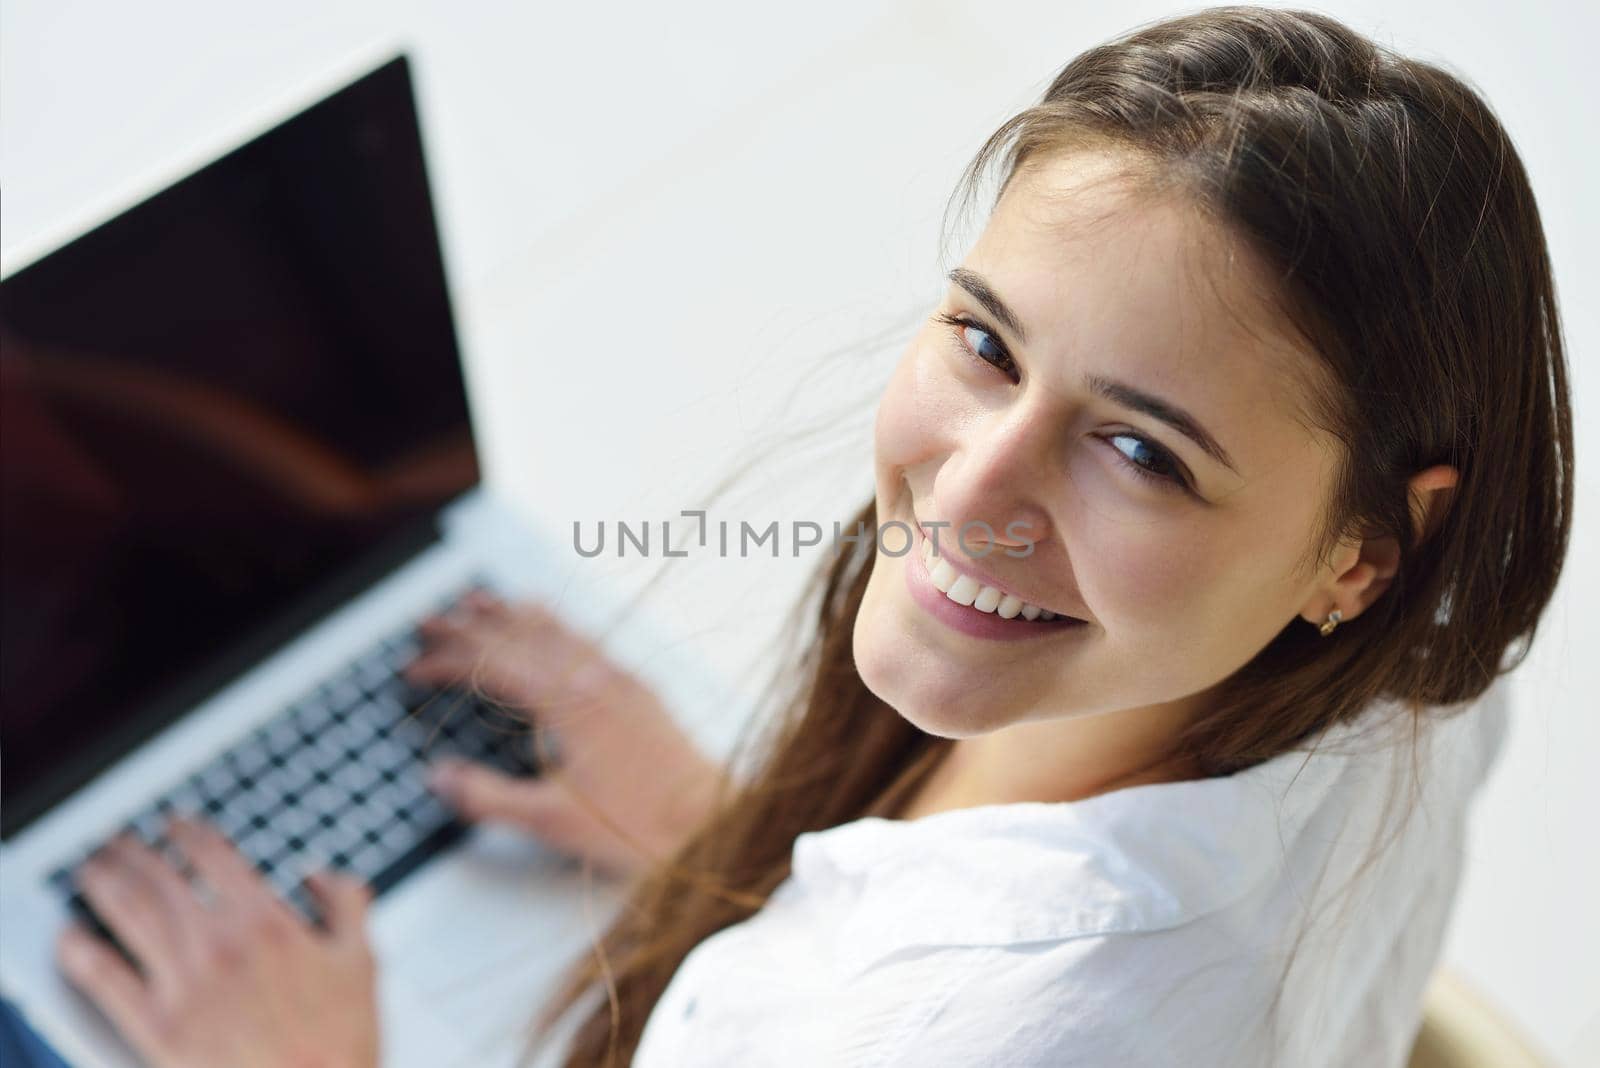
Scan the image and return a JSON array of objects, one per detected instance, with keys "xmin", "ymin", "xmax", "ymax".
[{"xmin": 0, "ymin": 56, "xmax": 480, "ymax": 837}]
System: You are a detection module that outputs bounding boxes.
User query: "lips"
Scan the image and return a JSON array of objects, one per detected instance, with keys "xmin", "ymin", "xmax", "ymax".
[
  {"xmin": 902, "ymin": 527, "xmax": 1089, "ymax": 642},
  {"xmin": 914, "ymin": 523, "xmax": 1086, "ymax": 623}
]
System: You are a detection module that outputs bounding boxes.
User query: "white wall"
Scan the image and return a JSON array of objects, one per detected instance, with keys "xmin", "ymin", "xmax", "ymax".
[{"xmin": 4, "ymin": 1, "xmax": 1595, "ymax": 1062}]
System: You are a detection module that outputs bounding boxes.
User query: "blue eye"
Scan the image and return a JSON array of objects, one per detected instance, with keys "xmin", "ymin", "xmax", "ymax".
[
  {"xmin": 1104, "ymin": 432, "xmax": 1188, "ymax": 492},
  {"xmin": 934, "ymin": 312, "xmax": 1017, "ymax": 379},
  {"xmin": 963, "ymin": 325, "xmax": 1009, "ymax": 368}
]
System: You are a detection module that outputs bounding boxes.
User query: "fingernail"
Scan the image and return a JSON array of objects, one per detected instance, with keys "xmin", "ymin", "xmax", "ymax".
[{"xmin": 427, "ymin": 762, "xmax": 461, "ymax": 796}]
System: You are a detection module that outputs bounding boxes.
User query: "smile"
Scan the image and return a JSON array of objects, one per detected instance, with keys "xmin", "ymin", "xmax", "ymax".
[
  {"xmin": 903, "ymin": 527, "xmax": 1090, "ymax": 642},
  {"xmin": 920, "ymin": 535, "xmax": 1063, "ymax": 620}
]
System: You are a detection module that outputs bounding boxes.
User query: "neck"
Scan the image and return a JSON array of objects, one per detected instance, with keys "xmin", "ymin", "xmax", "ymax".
[{"xmin": 892, "ymin": 698, "xmax": 1205, "ymax": 821}]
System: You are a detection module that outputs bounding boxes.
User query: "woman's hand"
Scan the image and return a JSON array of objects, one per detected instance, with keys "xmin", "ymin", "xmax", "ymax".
[
  {"xmin": 56, "ymin": 818, "xmax": 379, "ymax": 1068},
  {"xmin": 404, "ymin": 589, "xmax": 723, "ymax": 880}
]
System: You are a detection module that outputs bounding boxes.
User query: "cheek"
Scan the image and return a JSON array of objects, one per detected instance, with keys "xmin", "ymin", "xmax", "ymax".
[
  {"xmin": 1067, "ymin": 512, "xmax": 1266, "ymax": 697},
  {"xmin": 874, "ymin": 339, "xmax": 957, "ymax": 475},
  {"xmin": 1075, "ymin": 511, "xmax": 1212, "ymax": 626},
  {"xmin": 1050, "ymin": 451, "xmax": 1204, "ymax": 622},
  {"xmin": 1072, "ymin": 497, "xmax": 1308, "ymax": 656}
]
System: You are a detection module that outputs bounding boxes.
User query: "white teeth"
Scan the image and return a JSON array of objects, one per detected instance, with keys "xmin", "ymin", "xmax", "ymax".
[
  {"xmin": 946, "ymin": 574, "xmax": 981, "ymax": 607},
  {"xmin": 920, "ymin": 531, "xmax": 1065, "ymax": 622},
  {"xmin": 953, "ymin": 580, "xmax": 1051, "ymax": 620}
]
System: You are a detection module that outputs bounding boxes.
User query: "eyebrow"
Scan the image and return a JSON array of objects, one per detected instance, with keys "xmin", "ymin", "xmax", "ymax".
[
  {"xmin": 1084, "ymin": 375, "xmax": 1238, "ymax": 474},
  {"xmin": 949, "ymin": 268, "xmax": 1030, "ymax": 345},
  {"xmin": 947, "ymin": 267, "xmax": 1240, "ymax": 475}
]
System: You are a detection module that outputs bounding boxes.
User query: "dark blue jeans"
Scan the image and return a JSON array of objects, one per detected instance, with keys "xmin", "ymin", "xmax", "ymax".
[{"xmin": 0, "ymin": 998, "xmax": 72, "ymax": 1068}]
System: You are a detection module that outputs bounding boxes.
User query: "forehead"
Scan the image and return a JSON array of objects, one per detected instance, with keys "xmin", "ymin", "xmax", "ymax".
[{"xmin": 967, "ymin": 151, "xmax": 1334, "ymax": 465}]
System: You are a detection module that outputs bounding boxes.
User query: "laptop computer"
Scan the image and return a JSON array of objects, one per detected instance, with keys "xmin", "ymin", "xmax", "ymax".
[{"xmin": 0, "ymin": 53, "xmax": 630, "ymax": 1066}]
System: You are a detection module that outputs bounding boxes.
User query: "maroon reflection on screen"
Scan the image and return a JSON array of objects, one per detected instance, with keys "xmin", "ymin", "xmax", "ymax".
[{"xmin": 0, "ymin": 56, "xmax": 479, "ymax": 827}]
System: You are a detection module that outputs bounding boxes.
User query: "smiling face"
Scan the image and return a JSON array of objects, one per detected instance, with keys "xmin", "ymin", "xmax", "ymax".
[{"xmin": 854, "ymin": 148, "xmax": 1349, "ymax": 743}]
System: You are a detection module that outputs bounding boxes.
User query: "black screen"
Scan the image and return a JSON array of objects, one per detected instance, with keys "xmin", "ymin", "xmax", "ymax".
[{"xmin": 0, "ymin": 56, "xmax": 480, "ymax": 836}]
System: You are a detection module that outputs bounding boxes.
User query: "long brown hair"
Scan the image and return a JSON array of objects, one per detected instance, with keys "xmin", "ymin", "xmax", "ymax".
[{"xmin": 525, "ymin": 7, "xmax": 1574, "ymax": 1063}]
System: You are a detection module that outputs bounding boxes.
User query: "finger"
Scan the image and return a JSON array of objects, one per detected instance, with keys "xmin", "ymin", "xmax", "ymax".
[
  {"xmin": 56, "ymin": 924, "xmax": 163, "ymax": 1057},
  {"xmin": 77, "ymin": 837, "xmax": 192, "ymax": 979},
  {"xmin": 401, "ymin": 646, "xmax": 478, "ymax": 687},
  {"xmin": 168, "ymin": 818, "xmax": 279, "ymax": 913},
  {"xmin": 400, "ymin": 639, "xmax": 486, "ymax": 681},
  {"xmin": 406, "ymin": 623, "xmax": 501, "ymax": 670},
  {"xmin": 179, "ymin": 831, "xmax": 304, "ymax": 952},
  {"xmin": 426, "ymin": 759, "xmax": 557, "ymax": 828},
  {"xmin": 510, "ymin": 597, "xmax": 557, "ymax": 624},
  {"xmin": 462, "ymin": 589, "xmax": 507, "ymax": 614},
  {"xmin": 305, "ymin": 870, "xmax": 373, "ymax": 946},
  {"xmin": 104, "ymin": 833, "xmax": 208, "ymax": 954},
  {"xmin": 415, "ymin": 613, "xmax": 473, "ymax": 645},
  {"xmin": 407, "ymin": 649, "xmax": 534, "ymax": 715}
]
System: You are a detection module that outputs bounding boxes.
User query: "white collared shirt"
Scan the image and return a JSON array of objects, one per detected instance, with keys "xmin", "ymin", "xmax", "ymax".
[{"xmin": 631, "ymin": 691, "xmax": 1508, "ymax": 1067}]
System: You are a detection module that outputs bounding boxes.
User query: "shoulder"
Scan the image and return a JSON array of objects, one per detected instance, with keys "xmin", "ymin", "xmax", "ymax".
[{"xmin": 849, "ymin": 930, "xmax": 1284, "ymax": 1068}]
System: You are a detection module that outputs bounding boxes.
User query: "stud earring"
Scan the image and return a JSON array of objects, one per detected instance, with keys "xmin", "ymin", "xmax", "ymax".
[{"xmin": 1319, "ymin": 609, "xmax": 1344, "ymax": 637}]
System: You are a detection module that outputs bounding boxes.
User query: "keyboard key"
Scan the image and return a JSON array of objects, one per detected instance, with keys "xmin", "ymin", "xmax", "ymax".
[
  {"xmin": 214, "ymin": 803, "xmax": 256, "ymax": 843},
  {"xmin": 237, "ymin": 823, "xmax": 287, "ymax": 864},
  {"xmin": 272, "ymin": 803, "xmax": 322, "ymax": 841},
  {"xmin": 263, "ymin": 718, "xmax": 305, "ymax": 760},
  {"xmin": 266, "ymin": 862, "xmax": 308, "ymax": 900},
  {"xmin": 126, "ymin": 806, "xmax": 169, "ymax": 842},
  {"xmin": 401, "ymin": 791, "xmax": 453, "ymax": 830},
  {"xmin": 372, "ymin": 732, "xmax": 420, "ymax": 772},
  {"xmin": 302, "ymin": 731, "xmax": 350, "ymax": 770},
  {"xmin": 288, "ymin": 700, "xmax": 332, "ymax": 735},
  {"xmin": 381, "ymin": 637, "xmax": 421, "ymax": 673},
  {"xmin": 376, "ymin": 820, "xmax": 415, "ymax": 855},
  {"xmin": 162, "ymin": 780, "xmax": 206, "ymax": 820},
  {"xmin": 196, "ymin": 761, "xmax": 241, "ymax": 800},
  {"xmin": 353, "ymin": 654, "xmax": 394, "ymax": 692},
  {"xmin": 357, "ymin": 691, "xmax": 408, "ymax": 730},
  {"xmin": 345, "ymin": 842, "xmax": 391, "ymax": 883},
  {"xmin": 333, "ymin": 761, "xmax": 384, "ymax": 795},
  {"xmin": 228, "ymin": 743, "xmax": 274, "ymax": 781},
  {"xmin": 326, "ymin": 678, "xmax": 364, "ymax": 714},
  {"xmin": 299, "ymin": 779, "xmax": 350, "ymax": 818},
  {"xmin": 376, "ymin": 762, "xmax": 429, "ymax": 800},
  {"xmin": 327, "ymin": 714, "xmax": 377, "ymax": 750},
  {"xmin": 317, "ymin": 818, "xmax": 369, "ymax": 856},
  {"xmin": 278, "ymin": 758, "xmax": 326, "ymax": 798}
]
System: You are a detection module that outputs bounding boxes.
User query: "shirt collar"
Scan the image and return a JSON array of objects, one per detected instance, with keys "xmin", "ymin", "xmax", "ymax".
[{"xmin": 768, "ymin": 698, "xmax": 1494, "ymax": 973}]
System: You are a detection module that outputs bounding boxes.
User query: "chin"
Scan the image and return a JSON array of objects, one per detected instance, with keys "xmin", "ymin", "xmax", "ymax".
[
  {"xmin": 876, "ymin": 686, "xmax": 1001, "ymax": 740},
  {"xmin": 888, "ymin": 701, "xmax": 998, "ymax": 741},
  {"xmin": 852, "ymin": 591, "xmax": 1001, "ymax": 740}
]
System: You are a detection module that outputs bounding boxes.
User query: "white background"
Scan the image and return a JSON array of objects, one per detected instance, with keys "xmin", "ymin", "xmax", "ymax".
[{"xmin": 3, "ymin": 1, "xmax": 1596, "ymax": 1063}]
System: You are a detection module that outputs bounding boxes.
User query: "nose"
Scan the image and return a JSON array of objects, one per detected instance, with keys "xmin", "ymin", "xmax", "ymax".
[{"xmin": 932, "ymin": 407, "xmax": 1053, "ymax": 557}]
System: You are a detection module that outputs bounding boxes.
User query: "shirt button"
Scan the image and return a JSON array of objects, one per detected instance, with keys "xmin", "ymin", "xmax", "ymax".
[{"xmin": 683, "ymin": 996, "xmax": 697, "ymax": 1019}]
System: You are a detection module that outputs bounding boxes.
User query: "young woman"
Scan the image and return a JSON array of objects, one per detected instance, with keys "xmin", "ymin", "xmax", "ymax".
[{"xmin": 58, "ymin": 6, "xmax": 1573, "ymax": 1067}]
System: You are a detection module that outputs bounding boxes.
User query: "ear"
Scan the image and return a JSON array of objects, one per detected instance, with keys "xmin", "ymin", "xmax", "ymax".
[
  {"xmin": 1405, "ymin": 464, "xmax": 1459, "ymax": 547},
  {"xmin": 1299, "ymin": 464, "xmax": 1459, "ymax": 627}
]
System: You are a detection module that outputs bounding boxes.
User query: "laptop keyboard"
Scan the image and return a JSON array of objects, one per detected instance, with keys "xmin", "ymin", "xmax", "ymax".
[{"xmin": 47, "ymin": 578, "xmax": 542, "ymax": 942}]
